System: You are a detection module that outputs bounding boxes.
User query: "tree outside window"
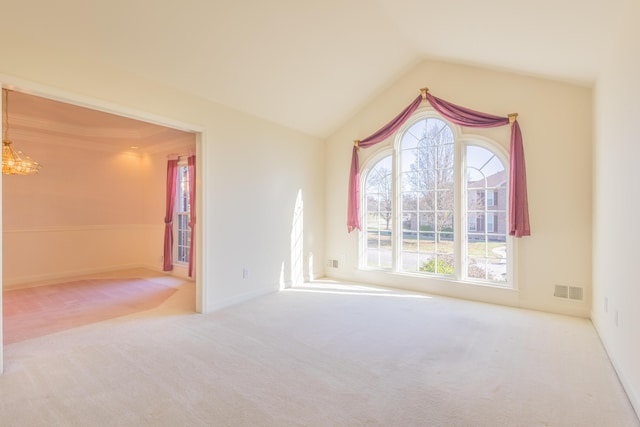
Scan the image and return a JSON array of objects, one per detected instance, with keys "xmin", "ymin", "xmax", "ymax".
[{"xmin": 361, "ymin": 113, "xmax": 510, "ymax": 286}]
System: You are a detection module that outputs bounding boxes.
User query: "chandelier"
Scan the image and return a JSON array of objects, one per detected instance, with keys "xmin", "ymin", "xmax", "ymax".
[{"xmin": 2, "ymin": 89, "xmax": 41, "ymax": 175}]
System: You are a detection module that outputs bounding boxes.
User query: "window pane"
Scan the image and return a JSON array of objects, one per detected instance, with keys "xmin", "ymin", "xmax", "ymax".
[
  {"xmin": 467, "ymin": 145, "xmax": 495, "ymax": 168},
  {"xmin": 468, "ymin": 190, "xmax": 485, "ymax": 210},
  {"xmin": 419, "ymin": 191, "xmax": 435, "ymax": 211},
  {"xmin": 437, "ymin": 168, "xmax": 455, "ymax": 188},
  {"xmin": 437, "ymin": 212, "xmax": 454, "ymax": 231},
  {"xmin": 419, "ymin": 212, "xmax": 435, "ymax": 232},
  {"xmin": 400, "ymin": 149, "xmax": 418, "ymax": 172},
  {"xmin": 401, "ymin": 171, "xmax": 418, "ymax": 192},
  {"xmin": 437, "ymin": 190, "xmax": 454, "ymax": 211},
  {"xmin": 437, "ymin": 145, "xmax": 454, "ymax": 169},
  {"xmin": 403, "ymin": 121, "xmax": 426, "ymax": 149},
  {"xmin": 366, "ymin": 195, "xmax": 380, "ymax": 212},
  {"xmin": 417, "ymin": 146, "xmax": 436, "ymax": 172},
  {"xmin": 402, "ymin": 193, "xmax": 418, "ymax": 211}
]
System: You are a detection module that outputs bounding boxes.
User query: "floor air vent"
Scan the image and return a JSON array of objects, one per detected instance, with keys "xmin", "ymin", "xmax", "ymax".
[{"xmin": 554, "ymin": 285, "xmax": 584, "ymax": 301}]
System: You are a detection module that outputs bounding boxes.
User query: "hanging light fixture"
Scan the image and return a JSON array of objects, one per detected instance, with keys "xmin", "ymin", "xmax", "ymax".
[{"xmin": 2, "ymin": 88, "xmax": 41, "ymax": 175}]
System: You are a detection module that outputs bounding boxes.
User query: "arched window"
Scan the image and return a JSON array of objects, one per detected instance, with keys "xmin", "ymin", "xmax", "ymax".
[
  {"xmin": 360, "ymin": 111, "xmax": 511, "ymax": 287},
  {"xmin": 465, "ymin": 145, "xmax": 508, "ymax": 283},
  {"xmin": 399, "ymin": 116, "xmax": 455, "ymax": 276}
]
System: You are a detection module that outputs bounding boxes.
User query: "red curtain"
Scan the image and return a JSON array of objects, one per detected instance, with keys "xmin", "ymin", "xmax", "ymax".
[
  {"xmin": 163, "ymin": 158, "xmax": 178, "ymax": 271},
  {"xmin": 347, "ymin": 89, "xmax": 530, "ymax": 238},
  {"xmin": 187, "ymin": 154, "xmax": 196, "ymax": 278},
  {"xmin": 347, "ymin": 95, "xmax": 423, "ymax": 232},
  {"xmin": 508, "ymin": 122, "xmax": 530, "ymax": 237}
]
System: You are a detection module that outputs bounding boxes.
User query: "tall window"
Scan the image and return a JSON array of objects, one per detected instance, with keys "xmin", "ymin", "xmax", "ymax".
[
  {"xmin": 361, "ymin": 112, "xmax": 511, "ymax": 286},
  {"xmin": 364, "ymin": 155, "xmax": 393, "ymax": 270},
  {"xmin": 175, "ymin": 164, "xmax": 191, "ymax": 264},
  {"xmin": 465, "ymin": 145, "xmax": 507, "ymax": 282},
  {"xmin": 399, "ymin": 117, "xmax": 455, "ymax": 275}
]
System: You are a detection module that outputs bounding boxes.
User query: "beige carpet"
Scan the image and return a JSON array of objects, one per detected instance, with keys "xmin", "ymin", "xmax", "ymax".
[
  {"xmin": 1, "ymin": 274, "xmax": 638, "ymax": 426},
  {"xmin": 3, "ymin": 277, "xmax": 179, "ymax": 344}
]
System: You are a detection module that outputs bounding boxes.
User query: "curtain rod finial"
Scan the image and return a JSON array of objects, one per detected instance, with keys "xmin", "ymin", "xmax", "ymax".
[
  {"xmin": 508, "ymin": 113, "xmax": 518, "ymax": 124},
  {"xmin": 420, "ymin": 87, "xmax": 429, "ymax": 100}
]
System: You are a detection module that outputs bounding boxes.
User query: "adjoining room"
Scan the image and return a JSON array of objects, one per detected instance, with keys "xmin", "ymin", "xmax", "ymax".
[{"xmin": 2, "ymin": 90, "xmax": 197, "ymax": 344}]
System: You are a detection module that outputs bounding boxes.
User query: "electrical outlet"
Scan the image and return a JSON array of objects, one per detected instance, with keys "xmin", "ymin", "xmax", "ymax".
[{"xmin": 242, "ymin": 268, "xmax": 249, "ymax": 279}]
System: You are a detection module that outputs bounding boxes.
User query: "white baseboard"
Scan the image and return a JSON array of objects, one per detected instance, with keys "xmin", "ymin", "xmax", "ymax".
[
  {"xmin": 207, "ymin": 287, "xmax": 277, "ymax": 313},
  {"xmin": 3, "ymin": 263, "xmax": 157, "ymax": 289},
  {"xmin": 591, "ymin": 313, "xmax": 640, "ymax": 420}
]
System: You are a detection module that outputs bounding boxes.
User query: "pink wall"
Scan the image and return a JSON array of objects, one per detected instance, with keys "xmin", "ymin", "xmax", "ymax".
[{"xmin": 2, "ymin": 127, "xmax": 195, "ymax": 285}]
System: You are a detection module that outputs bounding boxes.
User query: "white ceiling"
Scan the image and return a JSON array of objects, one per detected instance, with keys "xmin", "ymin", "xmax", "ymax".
[
  {"xmin": 5, "ymin": 90, "xmax": 195, "ymax": 154},
  {"xmin": 2, "ymin": 0, "xmax": 631, "ymax": 138}
]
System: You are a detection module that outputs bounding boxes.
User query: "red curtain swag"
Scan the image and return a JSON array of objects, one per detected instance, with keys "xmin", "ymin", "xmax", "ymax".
[
  {"xmin": 347, "ymin": 88, "xmax": 530, "ymax": 238},
  {"xmin": 163, "ymin": 158, "xmax": 179, "ymax": 271}
]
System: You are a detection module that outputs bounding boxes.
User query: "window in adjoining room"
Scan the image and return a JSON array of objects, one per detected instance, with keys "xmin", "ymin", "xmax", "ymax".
[{"xmin": 175, "ymin": 163, "xmax": 191, "ymax": 264}]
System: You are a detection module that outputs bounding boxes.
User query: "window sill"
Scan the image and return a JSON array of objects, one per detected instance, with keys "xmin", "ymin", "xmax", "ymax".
[{"xmin": 357, "ymin": 267, "xmax": 517, "ymax": 292}]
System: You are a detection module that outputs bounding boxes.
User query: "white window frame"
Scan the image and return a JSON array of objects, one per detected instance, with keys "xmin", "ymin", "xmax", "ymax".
[
  {"xmin": 359, "ymin": 108, "xmax": 514, "ymax": 288},
  {"xmin": 174, "ymin": 160, "xmax": 191, "ymax": 265}
]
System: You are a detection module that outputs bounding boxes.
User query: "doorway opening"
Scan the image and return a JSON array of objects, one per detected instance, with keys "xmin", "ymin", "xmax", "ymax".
[{"xmin": 1, "ymin": 83, "xmax": 205, "ymax": 355}]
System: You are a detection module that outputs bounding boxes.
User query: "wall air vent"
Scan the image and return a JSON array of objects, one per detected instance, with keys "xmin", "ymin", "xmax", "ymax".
[
  {"xmin": 568, "ymin": 286, "xmax": 583, "ymax": 301},
  {"xmin": 554, "ymin": 285, "xmax": 584, "ymax": 301},
  {"xmin": 327, "ymin": 259, "xmax": 339, "ymax": 268},
  {"xmin": 554, "ymin": 285, "xmax": 569, "ymax": 298}
]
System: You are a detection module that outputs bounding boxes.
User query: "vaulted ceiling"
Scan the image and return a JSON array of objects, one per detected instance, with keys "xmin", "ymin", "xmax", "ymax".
[{"xmin": 1, "ymin": 0, "xmax": 631, "ymax": 138}]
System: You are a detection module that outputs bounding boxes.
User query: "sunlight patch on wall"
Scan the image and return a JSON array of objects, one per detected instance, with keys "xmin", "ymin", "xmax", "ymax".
[{"xmin": 290, "ymin": 189, "xmax": 304, "ymax": 288}]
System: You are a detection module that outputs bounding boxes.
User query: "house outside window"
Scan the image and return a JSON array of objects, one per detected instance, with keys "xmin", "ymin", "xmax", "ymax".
[
  {"xmin": 487, "ymin": 213, "xmax": 495, "ymax": 233},
  {"xmin": 487, "ymin": 190, "xmax": 496, "ymax": 207},
  {"xmin": 361, "ymin": 111, "xmax": 511, "ymax": 286}
]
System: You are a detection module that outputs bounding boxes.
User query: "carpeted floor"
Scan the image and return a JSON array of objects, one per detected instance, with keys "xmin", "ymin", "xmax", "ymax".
[
  {"xmin": 1, "ymin": 273, "xmax": 638, "ymax": 426},
  {"xmin": 3, "ymin": 277, "xmax": 179, "ymax": 344}
]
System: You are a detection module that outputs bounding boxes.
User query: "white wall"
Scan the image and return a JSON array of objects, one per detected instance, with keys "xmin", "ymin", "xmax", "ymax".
[
  {"xmin": 325, "ymin": 59, "xmax": 593, "ymax": 317},
  {"xmin": 0, "ymin": 34, "xmax": 325, "ymax": 310},
  {"xmin": 593, "ymin": 0, "xmax": 640, "ymax": 414}
]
